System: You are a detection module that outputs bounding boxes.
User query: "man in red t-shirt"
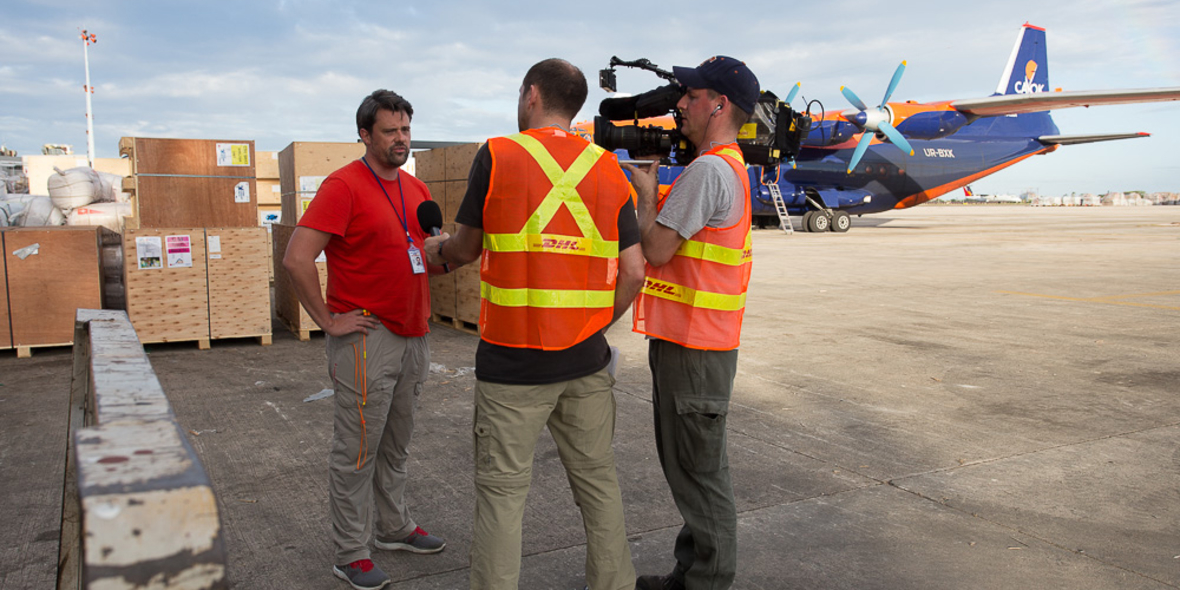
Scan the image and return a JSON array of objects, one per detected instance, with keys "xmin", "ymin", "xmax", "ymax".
[{"xmin": 283, "ymin": 89, "xmax": 447, "ymax": 590}]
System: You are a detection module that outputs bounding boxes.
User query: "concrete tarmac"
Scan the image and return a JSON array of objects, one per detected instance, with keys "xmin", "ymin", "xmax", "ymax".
[{"xmin": 2, "ymin": 205, "xmax": 1178, "ymax": 589}]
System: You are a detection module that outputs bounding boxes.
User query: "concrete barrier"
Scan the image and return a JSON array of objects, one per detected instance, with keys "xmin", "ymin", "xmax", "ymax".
[{"xmin": 60, "ymin": 309, "xmax": 226, "ymax": 589}]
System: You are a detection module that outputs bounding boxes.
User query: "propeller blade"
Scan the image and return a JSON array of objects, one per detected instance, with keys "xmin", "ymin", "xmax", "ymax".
[
  {"xmin": 841, "ymin": 86, "xmax": 868, "ymax": 112},
  {"xmin": 785, "ymin": 82, "xmax": 801, "ymax": 105},
  {"xmin": 877, "ymin": 121, "xmax": 915, "ymax": 156},
  {"xmin": 881, "ymin": 61, "xmax": 906, "ymax": 106},
  {"xmin": 846, "ymin": 132, "xmax": 875, "ymax": 174}
]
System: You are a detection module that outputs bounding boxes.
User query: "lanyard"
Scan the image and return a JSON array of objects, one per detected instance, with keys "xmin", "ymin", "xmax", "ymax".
[{"xmin": 361, "ymin": 157, "xmax": 412, "ymax": 244}]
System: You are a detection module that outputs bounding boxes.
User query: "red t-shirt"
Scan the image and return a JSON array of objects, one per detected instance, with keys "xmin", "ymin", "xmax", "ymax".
[{"xmin": 298, "ymin": 159, "xmax": 433, "ymax": 337}]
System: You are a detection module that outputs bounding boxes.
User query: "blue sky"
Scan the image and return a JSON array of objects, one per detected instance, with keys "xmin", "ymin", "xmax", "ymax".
[{"xmin": 2, "ymin": 0, "xmax": 1178, "ymax": 196}]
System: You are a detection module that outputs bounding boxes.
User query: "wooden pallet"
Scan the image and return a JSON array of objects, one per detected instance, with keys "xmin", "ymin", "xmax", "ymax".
[{"xmin": 431, "ymin": 313, "xmax": 478, "ymax": 336}]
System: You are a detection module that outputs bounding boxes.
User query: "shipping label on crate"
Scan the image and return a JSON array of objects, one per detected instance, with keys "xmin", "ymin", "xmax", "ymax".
[
  {"xmin": 216, "ymin": 143, "xmax": 251, "ymax": 167},
  {"xmin": 260, "ymin": 209, "xmax": 281, "ymax": 229},
  {"xmin": 208, "ymin": 235, "xmax": 222, "ymax": 259},
  {"xmin": 299, "ymin": 176, "xmax": 328, "ymax": 193},
  {"xmin": 166, "ymin": 235, "xmax": 193, "ymax": 268},
  {"xmin": 234, "ymin": 181, "xmax": 251, "ymax": 203},
  {"xmin": 136, "ymin": 236, "xmax": 163, "ymax": 269}
]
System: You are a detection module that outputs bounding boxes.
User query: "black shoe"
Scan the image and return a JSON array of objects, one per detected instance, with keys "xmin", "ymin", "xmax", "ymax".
[{"xmin": 635, "ymin": 574, "xmax": 685, "ymax": 590}]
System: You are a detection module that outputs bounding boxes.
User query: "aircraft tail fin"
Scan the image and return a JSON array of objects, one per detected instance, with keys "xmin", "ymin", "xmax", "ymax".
[{"xmin": 995, "ymin": 23, "xmax": 1049, "ymax": 96}]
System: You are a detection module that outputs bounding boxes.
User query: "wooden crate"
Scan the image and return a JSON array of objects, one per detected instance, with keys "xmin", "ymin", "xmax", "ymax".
[
  {"xmin": 255, "ymin": 150, "xmax": 280, "ymax": 179},
  {"xmin": 257, "ymin": 179, "xmax": 282, "ymax": 205},
  {"xmin": 271, "ymin": 223, "xmax": 327, "ymax": 341},
  {"xmin": 3, "ymin": 227, "xmax": 103, "ymax": 357},
  {"xmin": 123, "ymin": 228, "xmax": 210, "ymax": 347},
  {"xmin": 428, "ymin": 223, "xmax": 457, "ymax": 322},
  {"xmin": 454, "ymin": 261, "xmax": 481, "ymax": 333},
  {"xmin": 206, "ymin": 228, "xmax": 272, "ymax": 344},
  {"xmin": 278, "ymin": 142, "xmax": 366, "ymax": 225},
  {"xmin": 0, "ymin": 242, "xmax": 8, "ymax": 350},
  {"xmin": 443, "ymin": 180, "xmax": 468, "ymax": 225},
  {"xmin": 120, "ymin": 137, "xmax": 258, "ymax": 229},
  {"xmin": 414, "ymin": 149, "xmax": 445, "ymax": 182}
]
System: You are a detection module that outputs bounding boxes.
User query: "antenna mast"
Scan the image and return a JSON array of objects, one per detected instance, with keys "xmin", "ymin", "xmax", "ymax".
[{"xmin": 81, "ymin": 29, "xmax": 97, "ymax": 167}]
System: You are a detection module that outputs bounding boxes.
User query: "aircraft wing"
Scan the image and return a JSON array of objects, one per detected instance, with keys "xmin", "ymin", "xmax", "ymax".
[
  {"xmin": 1038, "ymin": 132, "xmax": 1150, "ymax": 145},
  {"xmin": 951, "ymin": 87, "xmax": 1180, "ymax": 117}
]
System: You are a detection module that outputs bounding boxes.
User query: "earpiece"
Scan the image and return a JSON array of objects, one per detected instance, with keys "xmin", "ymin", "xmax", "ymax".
[{"xmin": 713, "ymin": 105, "xmax": 723, "ymax": 114}]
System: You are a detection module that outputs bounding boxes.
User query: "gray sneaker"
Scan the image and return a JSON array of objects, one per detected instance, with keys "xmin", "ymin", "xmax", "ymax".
[
  {"xmin": 374, "ymin": 526, "xmax": 446, "ymax": 554},
  {"xmin": 332, "ymin": 559, "xmax": 390, "ymax": 590}
]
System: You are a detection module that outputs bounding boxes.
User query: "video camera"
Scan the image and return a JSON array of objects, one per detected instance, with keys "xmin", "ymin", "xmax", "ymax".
[{"xmin": 595, "ymin": 56, "xmax": 811, "ymax": 167}]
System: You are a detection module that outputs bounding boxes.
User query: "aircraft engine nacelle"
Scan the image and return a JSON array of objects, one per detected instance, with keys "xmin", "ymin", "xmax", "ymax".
[
  {"xmin": 803, "ymin": 120, "xmax": 860, "ymax": 146},
  {"xmin": 894, "ymin": 111, "xmax": 969, "ymax": 140}
]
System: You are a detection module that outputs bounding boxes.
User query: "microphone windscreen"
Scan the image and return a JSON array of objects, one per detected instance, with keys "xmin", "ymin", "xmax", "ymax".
[{"xmin": 416, "ymin": 200, "xmax": 444, "ymax": 234}]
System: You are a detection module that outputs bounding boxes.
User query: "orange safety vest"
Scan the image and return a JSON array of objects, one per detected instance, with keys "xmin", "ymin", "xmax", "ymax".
[
  {"xmin": 480, "ymin": 127, "xmax": 632, "ymax": 350},
  {"xmin": 633, "ymin": 143, "xmax": 752, "ymax": 350}
]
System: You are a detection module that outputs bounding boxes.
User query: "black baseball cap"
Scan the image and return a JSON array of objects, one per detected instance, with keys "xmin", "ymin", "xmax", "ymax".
[{"xmin": 672, "ymin": 56, "xmax": 760, "ymax": 114}]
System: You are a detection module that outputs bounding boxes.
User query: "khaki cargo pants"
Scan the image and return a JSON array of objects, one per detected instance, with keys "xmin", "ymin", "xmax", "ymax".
[
  {"xmin": 470, "ymin": 368, "xmax": 635, "ymax": 590},
  {"xmin": 326, "ymin": 324, "xmax": 429, "ymax": 566}
]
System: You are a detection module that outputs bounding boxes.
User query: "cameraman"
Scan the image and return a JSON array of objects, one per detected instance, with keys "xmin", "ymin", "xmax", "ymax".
[{"xmin": 621, "ymin": 56, "xmax": 758, "ymax": 590}]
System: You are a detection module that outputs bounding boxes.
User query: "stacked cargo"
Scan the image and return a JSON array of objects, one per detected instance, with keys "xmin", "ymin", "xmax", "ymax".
[
  {"xmin": 414, "ymin": 143, "xmax": 482, "ymax": 334},
  {"xmin": 271, "ymin": 141, "xmax": 365, "ymax": 340},
  {"xmin": 118, "ymin": 137, "xmax": 271, "ymax": 348}
]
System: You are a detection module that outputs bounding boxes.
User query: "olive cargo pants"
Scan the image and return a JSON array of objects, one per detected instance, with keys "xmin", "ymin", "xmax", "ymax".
[
  {"xmin": 470, "ymin": 368, "xmax": 635, "ymax": 590},
  {"xmin": 648, "ymin": 338, "xmax": 739, "ymax": 590}
]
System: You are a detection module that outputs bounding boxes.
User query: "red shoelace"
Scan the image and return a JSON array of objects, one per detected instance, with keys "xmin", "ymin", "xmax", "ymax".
[{"xmin": 347, "ymin": 558, "xmax": 375, "ymax": 573}]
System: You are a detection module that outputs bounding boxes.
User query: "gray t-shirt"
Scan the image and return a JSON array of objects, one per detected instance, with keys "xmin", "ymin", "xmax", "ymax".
[{"xmin": 656, "ymin": 154, "xmax": 745, "ymax": 239}]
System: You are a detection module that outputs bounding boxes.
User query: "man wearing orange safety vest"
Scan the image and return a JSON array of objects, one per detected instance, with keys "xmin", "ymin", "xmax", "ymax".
[
  {"xmin": 621, "ymin": 56, "xmax": 759, "ymax": 590},
  {"xmin": 424, "ymin": 58, "xmax": 645, "ymax": 590}
]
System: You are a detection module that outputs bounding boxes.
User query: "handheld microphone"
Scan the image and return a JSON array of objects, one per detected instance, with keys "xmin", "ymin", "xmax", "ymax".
[
  {"xmin": 416, "ymin": 200, "xmax": 449, "ymax": 272},
  {"xmin": 416, "ymin": 200, "xmax": 444, "ymax": 236}
]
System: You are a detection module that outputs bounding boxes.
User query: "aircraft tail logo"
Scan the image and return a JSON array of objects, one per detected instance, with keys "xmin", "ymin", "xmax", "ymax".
[{"xmin": 996, "ymin": 24, "xmax": 1049, "ymax": 96}]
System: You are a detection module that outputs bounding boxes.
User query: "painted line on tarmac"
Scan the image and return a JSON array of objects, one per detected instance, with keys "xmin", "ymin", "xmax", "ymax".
[{"xmin": 996, "ymin": 290, "xmax": 1180, "ymax": 311}]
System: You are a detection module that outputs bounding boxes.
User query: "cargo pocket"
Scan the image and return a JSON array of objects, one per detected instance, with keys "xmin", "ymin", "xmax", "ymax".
[
  {"xmin": 674, "ymin": 397, "xmax": 729, "ymax": 473},
  {"xmin": 473, "ymin": 412, "xmax": 494, "ymax": 476}
]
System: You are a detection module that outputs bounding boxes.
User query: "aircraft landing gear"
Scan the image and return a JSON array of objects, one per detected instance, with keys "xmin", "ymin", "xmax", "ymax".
[
  {"xmin": 831, "ymin": 210, "xmax": 851, "ymax": 232},
  {"xmin": 804, "ymin": 210, "xmax": 830, "ymax": 232}
]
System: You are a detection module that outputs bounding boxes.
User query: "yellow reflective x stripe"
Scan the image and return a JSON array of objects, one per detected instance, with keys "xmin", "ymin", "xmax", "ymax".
[
  {"xmin": 507, "ymin": 133, "xmax": 606, "ymax": 242},
  {"xmin": 713, "ymin": 146, "xmax": 745, "ymax": 166},
  {"xmin": 483, "ymin": 233, "xmax": 618, "ymax": 257},
  {"xmin": 675, "ymin": 231, "xmax": 752, "ymax": 266},
  {"xmin": 641, "ymin": 277, "xmax": 746, "ymax": 311},
  {"xmin": 481, "ymin": 282, "xmax": 614, "ymax": 308}
]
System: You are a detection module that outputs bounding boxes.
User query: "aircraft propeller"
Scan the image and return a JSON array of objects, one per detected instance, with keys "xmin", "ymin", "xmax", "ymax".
[{"xmin": 840, "ymin": 61, "xmax": 915, "ymax": 174}]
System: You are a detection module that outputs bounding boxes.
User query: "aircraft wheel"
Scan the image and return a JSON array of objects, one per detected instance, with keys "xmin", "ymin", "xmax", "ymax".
[
  {"xmin": 801, "ymin": 211, "xmax": 816, "ymax": 232},
  {"xmin": 806, "ymin": 211, "xmax": 830, "ymax": 233},
  {"xmin": 831, "ymin": 211, "xmax": 851, "ymax": 233}
]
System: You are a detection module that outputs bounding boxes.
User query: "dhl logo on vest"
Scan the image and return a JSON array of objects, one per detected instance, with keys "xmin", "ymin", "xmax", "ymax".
[
  {"xmin": 644, "ymin": 277, "xmax": 680, "ymax": 297},
  {"xmin": 527, "ymin": 235, "xmax": 590, "ymax": 254}
]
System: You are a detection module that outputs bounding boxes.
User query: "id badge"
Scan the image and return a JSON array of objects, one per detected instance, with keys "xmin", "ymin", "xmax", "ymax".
[{"xmin": 408, "ymin": 245, "xmax": 426, "ymax": 275}]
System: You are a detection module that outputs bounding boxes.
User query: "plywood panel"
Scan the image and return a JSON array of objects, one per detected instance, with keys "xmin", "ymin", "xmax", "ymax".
[
  {"xmin": 123, "ymin": 228, "xmax": 210, "ymax": 344},
  {"xmin": 207, "ymin": 228, "xmax": 271, "ymax": 340},
  {"xmin": 257, "ymin": 179, "xmax": 282, "ymax": 205},
  {"xmin": 444, "ymin": 180, "xmax": 468, "ymax": 225},
  {"xmin": 134, "ymin": 176, "xmax": 258, "ymax": 228},
  {"xmin": 122, "ymin": 137, "xmax": 257, "ymax": 229},
  {"xmin": 428, "ymin": 223, "xmax": 458, "ymax": 319},
  {"xmin": 129, "ymin": 137, "xmax": 255, "ymax": 176},
  {"xmin": 454, "ymin": 262, "xmax": 481, "ymax": 327},
  {"xmin": 4, "ymin": 227, "xmax": 102, "ymax": 349},
  {"xmin": 444, "ymin": 143, "xmax": 482, "ymax": 181},
  {"xmin": 255, "ymin": 150, "xmax": 280, "ymax": 179},
  {"xmin": 278, "ymin": 142, "xmax": 366, "ymax": 224},
  {"xmin": 0, "ymin": 233, "xmax": 11, "ymax": 349},
  {"xmin": 414, "ymin": 149, "xmax": 445, "ymax": 182},
  {"xmin": 271, "ymin": 223, "xmax": 327, "ymax": 340}
]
